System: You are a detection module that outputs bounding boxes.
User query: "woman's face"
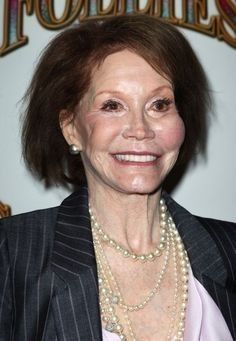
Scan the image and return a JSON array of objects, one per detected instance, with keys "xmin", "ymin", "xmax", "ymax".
[{"xmin": 62, "ymin": 50, "xmax": 185, "ymax": 195}]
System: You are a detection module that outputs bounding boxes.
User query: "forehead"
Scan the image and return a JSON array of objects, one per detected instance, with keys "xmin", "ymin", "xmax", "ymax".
[{"xmin": 89, "ymin": 49, "xmax": 172, "ymax": 90}]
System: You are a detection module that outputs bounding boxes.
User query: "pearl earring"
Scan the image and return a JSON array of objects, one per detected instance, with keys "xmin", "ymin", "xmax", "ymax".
[{"xmin": 69, "ymin": 144, "xmax": 80, "ymax": 155}]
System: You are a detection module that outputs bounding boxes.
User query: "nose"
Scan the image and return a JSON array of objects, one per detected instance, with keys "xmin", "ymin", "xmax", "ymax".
[{"xmin": 122, "ymin": 111, "xmax": 155, "ymax": 140}]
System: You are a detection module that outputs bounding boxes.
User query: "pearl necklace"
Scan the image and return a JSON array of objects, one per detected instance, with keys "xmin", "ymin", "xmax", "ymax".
[
  {"xmin": 166, "ymin": 220, "xmax": 189, "ymax": 340},
  {"xmin": 94, "ymin": 227, "xmax": 171, "ymax": 312},
  {"xmin": 90, "ymin": 199, "xmax": 189, "ymax": 341},
  {"xmin": 89, "ymin": 199, "xmax": 168, "ymax": 262}
]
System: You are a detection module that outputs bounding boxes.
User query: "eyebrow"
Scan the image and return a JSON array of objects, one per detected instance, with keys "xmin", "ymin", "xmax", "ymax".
[{"xmin": 94, "ymin": 85, "xmax": 173, "ymax": 98}]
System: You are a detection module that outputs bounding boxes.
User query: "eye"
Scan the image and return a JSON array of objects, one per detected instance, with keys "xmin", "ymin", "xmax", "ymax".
[
  {"xmin": 152, "ymin": 98, "xmax": 173, "ymax": 112},
  {"xmin": 101, "ymin": 99, "xmax": 123, "ymax": 112}
]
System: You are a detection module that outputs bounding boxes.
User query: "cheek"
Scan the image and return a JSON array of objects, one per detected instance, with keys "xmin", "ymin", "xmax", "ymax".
[
  {"xmin": 84, "ymin": 118, "xmax": 122, "ymax": 152},
  {"xmin": 162, "ymin": 117, "xmax": 185, "ymax": 151},
  {"xmin": 74, "ymin": 115, "xmax": 101, "ymax": 150},
  {"xmin": 72, "ymin": 115, "xmax": 89, "ymax": 147}
]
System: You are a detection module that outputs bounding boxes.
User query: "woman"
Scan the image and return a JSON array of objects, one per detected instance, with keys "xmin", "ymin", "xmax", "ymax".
[{"xmin": 0, "ymin": 15, "xmax": 235, "ymax": 341}]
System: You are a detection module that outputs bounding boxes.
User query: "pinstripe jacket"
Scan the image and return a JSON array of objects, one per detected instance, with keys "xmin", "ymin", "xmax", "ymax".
[{"xmin": 0, "ymin": 185, "xmax": 235, "ymax": 340}]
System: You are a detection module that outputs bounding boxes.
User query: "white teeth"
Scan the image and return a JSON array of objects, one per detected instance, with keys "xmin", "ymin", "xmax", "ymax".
[{"xmin": 114, "ymin": 154, "xmax": 157, "ymax": 162}]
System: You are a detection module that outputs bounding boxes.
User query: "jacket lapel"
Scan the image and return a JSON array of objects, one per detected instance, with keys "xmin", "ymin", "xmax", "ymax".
[
  {"xmin": 51, "ymin": 186, "xmax": 102, "ymax": 340},
  {"xmin": 163, "ymin": 192, "xmax": 227, "ymax": 287}
]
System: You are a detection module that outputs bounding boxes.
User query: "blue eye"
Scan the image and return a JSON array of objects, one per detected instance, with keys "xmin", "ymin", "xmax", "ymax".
[{"xmin": 152, "ymin": 98, "xmax": 172, "ymax": 112}]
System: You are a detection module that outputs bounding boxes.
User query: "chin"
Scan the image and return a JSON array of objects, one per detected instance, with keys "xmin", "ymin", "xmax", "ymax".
[{"xmin": 119, "ymin": 176, "xmax": 162, "ymax": 195}]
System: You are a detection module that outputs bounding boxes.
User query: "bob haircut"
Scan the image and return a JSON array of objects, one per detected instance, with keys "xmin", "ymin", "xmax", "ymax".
[{"xmin": 22, "ymin": 14, "xmax": 211, "ymax": 187}]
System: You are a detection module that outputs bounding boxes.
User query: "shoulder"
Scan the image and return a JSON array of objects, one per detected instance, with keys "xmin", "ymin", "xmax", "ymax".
[
  {"xmin": 196, "ymin": 216, "xmax": 236, "ymax": 284},
  {"xmin": 0, "ymin": 206, "xmax": 58, "ymax": 236},
  {"xmin": 195, "ymin": 216, "xmax": 236, "ymax": 243},
  {"xmin": 164, "ymin": 191, "xmax": 236, "ymax": 246},
  {"xmin": 0, "ymin": 207, "xmax": 59, "ymax": 270}
]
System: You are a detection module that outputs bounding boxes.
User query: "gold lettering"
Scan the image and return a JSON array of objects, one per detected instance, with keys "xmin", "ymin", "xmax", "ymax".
[
  {"xmin": 0, "ymin": 0, "xmax": 34, "ymax": 56},
  {"xmin": 179, "ymin": 0, "xmax": 217, "ymax": 36},
  {"xmin": 216, "ymin": 0, "xmax": 236, "ymax": 48},
  {"xmin": 97, "ymin": 0, "xmax": 126, "ymax": 16},
  {"xmin": 155, "ymin": 0, "xmax": 178, "ymax": 24},
  {"xmin": 81, "ymin": 0, "xmax": 126, "ymax": 21},
  {"xmin": 35, "ymin": 0, "xmax": 82, "ymax": 29},
  {"xmin": 133, "ymin": 0, "xmax": 156, "ymax": 15}
]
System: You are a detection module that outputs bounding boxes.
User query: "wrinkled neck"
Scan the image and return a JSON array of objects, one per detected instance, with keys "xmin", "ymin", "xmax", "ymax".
[{"xmin": 88, "ymin": 181, "xmax": 162, "ymax": 253}]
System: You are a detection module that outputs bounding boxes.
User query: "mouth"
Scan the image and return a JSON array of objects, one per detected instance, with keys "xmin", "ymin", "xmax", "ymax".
[{"xmin": 112, "ymin": 152, "xmax": 159, "ymax": 164}]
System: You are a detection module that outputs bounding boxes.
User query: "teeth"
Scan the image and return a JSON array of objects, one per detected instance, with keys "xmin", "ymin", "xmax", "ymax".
[{"xmin": 115, "ymin": 154, "xmax": 157, "ymax": 162}]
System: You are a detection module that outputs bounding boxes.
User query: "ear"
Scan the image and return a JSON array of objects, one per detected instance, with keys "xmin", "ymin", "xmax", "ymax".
[{"xmin": 59, "ymin": 110, "xmax": 82, "ymax": 150}]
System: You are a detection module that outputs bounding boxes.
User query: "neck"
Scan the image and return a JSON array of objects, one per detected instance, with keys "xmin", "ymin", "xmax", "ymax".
[{"xmin": 87, "ymin": 181, "xmax": 162, "ymax": 254}]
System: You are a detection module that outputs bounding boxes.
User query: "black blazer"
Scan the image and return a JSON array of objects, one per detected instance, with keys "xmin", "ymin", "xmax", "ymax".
[{"xmin": 0, "ymin": 185, "xmax": 235, "ymax": 340}]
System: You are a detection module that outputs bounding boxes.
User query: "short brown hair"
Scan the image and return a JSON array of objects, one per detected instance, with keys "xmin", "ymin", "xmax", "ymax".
[{"xmin": 22, "ymin": 14, "xmax": 211, "ymax": 187}]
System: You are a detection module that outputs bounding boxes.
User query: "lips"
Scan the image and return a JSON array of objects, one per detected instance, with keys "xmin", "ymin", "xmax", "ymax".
[{"xmin": 112, "ymin": 152, "xmax": 159, "ymax": 163}]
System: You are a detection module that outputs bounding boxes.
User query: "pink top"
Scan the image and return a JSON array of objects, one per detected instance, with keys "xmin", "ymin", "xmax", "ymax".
[{"xmin": 102, "ymin": 267, "xmax": 233, "ymax": 341}]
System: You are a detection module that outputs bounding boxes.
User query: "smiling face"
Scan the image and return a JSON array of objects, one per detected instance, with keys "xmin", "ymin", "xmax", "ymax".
[{"xmin": 62, "ymin": 50, "xmax": 185, "ymax": 195}]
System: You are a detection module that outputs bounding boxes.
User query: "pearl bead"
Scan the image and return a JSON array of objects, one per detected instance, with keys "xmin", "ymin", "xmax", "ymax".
[
  {"xmin": 161, "ymin": 212, "xmax": 167, "ymax": 219},
  {"xmin": 161, "ymin": 227, "xmax": 167, "ymax": 234},
  {"xmin": 181, "ymin": 267, "xmax": 188, "ymax": 275},
  {"xmin": 154, "ymin": 249, "xmax": 161, "ymax": 256},
  {"xmin": 160, "ymin": 236, "xmax": 166, "ymax": 243},
  {"xmin": 177, "ymin": 244, "xmax": 184, "ymax": 250},
  {"xmin": 160, "ymin": 220, "xmax": 167, "ymax": 227},
  {"xmin": 160, "ymin": 204, "xmax": 167, "ymax": 212}
]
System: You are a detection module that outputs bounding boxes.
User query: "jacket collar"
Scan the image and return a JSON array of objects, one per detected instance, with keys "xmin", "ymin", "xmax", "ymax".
[{"xmin": 51, "ymin": 186, "xmax": 227, "ymax": 288}]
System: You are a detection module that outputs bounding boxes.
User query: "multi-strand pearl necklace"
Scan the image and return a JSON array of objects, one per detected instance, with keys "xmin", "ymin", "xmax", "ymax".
[{"xmin": 90, "ymin": 199, "xmax": 189, "ymax": 341}]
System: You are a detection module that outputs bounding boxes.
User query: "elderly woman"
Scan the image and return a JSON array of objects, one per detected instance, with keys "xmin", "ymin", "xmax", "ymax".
[{"xmin": 0, "ymin": 15, "xmax": 235, "ymax": 341}]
